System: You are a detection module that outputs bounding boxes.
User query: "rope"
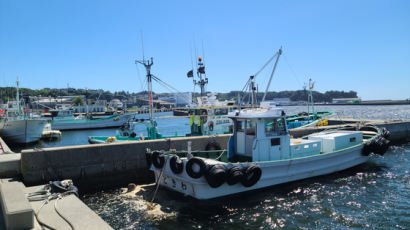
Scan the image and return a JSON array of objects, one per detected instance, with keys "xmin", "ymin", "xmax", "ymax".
[
  {"xmin": 150, "ymin": 157, "xmax": 169, "ymax": 205},
  {"xmin": 27, "ymin": 183, "xmax": 78, "ymax": 230},
  {"xmin": 54, "ymin": 195, "xmax": 76, "ymax": 230},
  {"xmin": 253, "ymin": 52, "xmax": 279, "ymax": 77},
  {"xmin": 215, "ymin": 149, "xmax": 226, "ymax": 160},
  {"xmin": 283, "ymin": 54, "xmax": 303, "ymax": 87}
]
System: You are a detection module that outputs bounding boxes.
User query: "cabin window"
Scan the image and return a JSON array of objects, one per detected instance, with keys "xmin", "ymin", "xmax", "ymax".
[
  {"xmin": 236, "ymin": 120, "xmax": 245, "ymax": 132},
  {"xmin": 271, "ymin": 138, "xmax": 280, "ymax": 146},
  {"xmin": 245, "ymin": 120, "xmax": 257, "ymax": 135},
  {"xmin": 236, "ymin": 119, "xmax": 256, "ymax": 135},
  {"xmin": 265, "ymin": 118, "xmax": 287, "ymax": 136},
  {"xmin": 350, "ymin": 137, "xmax": 356, "ymax": 142},
  {"xmin": 215, "ymin": 108, "xmax": 228, "ymax": 115},
  {"xmin": 193, "ymin": 109, "xmax": 201, "ymax": 115}
]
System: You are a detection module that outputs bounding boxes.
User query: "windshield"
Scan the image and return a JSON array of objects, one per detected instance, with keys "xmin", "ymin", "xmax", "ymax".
[
  {"xmin": 265, "ymin": 117, "xmax": 287, "ymax": 136},
  {"xmin": 236, "ymin": 119, "xmax": 256, "ymax": 135}
]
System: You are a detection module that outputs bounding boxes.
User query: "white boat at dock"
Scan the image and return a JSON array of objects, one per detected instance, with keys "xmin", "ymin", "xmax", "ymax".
[
  {"xmin": 48, "ymin": 109, "xmax": 134, "ymax": 131},
  {"xmin": 0, "ymin": 78, "xmax": 48, "ymax": 144},
  {"xmin": 41, "ymin": 122, "xmax": 62, "ymax": 140},
  {"xmin": 148, "ymin": 106, "xmax": 389, "ymax": 199},
  {"xmin": 0, "ymin": 118, "xmax": 47, "ymax": 144}
]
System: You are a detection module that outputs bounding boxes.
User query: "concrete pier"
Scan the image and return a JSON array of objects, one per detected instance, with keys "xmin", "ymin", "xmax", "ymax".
[
  {"xmin": 20, "ymin": 135, "xmax": 230, "ymax": 186},
  {"xmin": 0, "ymin": 179, "xmax": 113, "ymax": 230}
]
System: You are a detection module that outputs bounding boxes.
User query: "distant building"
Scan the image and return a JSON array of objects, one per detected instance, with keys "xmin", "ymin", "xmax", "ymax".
[
  {"xmin": 175, "ymin": 92, "xmax": 192, "ymax": 106},
  {"xmin": 332, "ymin": 98, "xmax": 361, "ymax": 104},
  {"xmin": 272, "ymin": 98, "xmax": 291, "ymax": 106},
  {"xmin": 108, "ymin": 99, "xmax": 123, "ymax": 109},
  {"xmin": 74, "ymin": 104, "xmax": 106, "ymax": 113},
  {"xmin": 158, "ymin": 95, "xmax": 176, "ymax": 103}
]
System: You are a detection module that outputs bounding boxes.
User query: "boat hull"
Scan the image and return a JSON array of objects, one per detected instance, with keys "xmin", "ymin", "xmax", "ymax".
[
  {"xmin": 152, "ymin": 144, "xmax": 368, "ymax": 199},
  {"xmin": 51, "ymin": 114, "xmax": 133, "ymax": 131},
  {"xmin": 0, "ymin": 119, "xmax": 47, "ymax": 144}
]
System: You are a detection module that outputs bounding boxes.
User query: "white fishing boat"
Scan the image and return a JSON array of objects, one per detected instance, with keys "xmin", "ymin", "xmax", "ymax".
[
  {"xmin": 49, "ymin": 108, "xmax": 134, "ymax": 131},
  {"xmin": 0, "ymin": 79, "xmax": 47, "ymax": 144},
  {"xmin": 148, "ymin": 106, "xmax": 389, "ymax": 199},
  {"xmin": 0, "ymin": 118, "xmax": 47, "ymax": 144}
]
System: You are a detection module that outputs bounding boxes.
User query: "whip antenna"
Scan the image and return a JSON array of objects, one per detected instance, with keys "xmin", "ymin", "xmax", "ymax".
[{"xmin": 140, "ymin": 31, "xmax": 145, "ymax": 62}]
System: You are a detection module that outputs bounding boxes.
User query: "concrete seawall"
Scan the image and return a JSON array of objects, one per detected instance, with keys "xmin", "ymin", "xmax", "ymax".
[{"xmin": 20, "ymin": 135, "xmax": 230, "ymax": 187}]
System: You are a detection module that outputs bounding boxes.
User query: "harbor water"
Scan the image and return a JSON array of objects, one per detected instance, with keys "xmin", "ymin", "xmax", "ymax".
[{"xmin": 15, "ymin": 105, "xmax": 410, "ymax": 229}]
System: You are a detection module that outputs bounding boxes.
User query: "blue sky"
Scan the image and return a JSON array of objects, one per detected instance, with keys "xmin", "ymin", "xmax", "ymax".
[{"xmin": 0, "ymin": 0, "xmax": 409, "ymax": 100}]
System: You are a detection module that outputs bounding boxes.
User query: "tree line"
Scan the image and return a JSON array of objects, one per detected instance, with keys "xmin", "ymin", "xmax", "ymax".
[{"xmin": 0, "ymin": 86, "xmax": 357, "ymax": 104}]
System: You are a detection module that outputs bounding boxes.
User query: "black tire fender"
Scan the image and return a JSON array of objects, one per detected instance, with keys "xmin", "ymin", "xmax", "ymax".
[
  {"xmin": 205, "ymin": 165, "xmax": 226, "ymax": 188},
  {"xmin": 205, "ymin": 141, "xmax": 222, "ymax": 151},
  {"xmin": 169, "ymin": 155, "xmax": 184, "ymax": 174},
  {"xmin": 186, "ymin": 157, "xmax": 206, "ymax": 179},
  {"xmin": 152, "ymin": 150, "xmax": 165, "ymax": 169},
  {"xmin": 361, "ymin": 142, "xmax": 372, "ymax": 156},
  {"xmin": 241, "ymin": 165, "xmax": 262, "ymax": 187},
  {"xmin": 226, "ymin": 166, "xmax": 244, "ymax": 185}
]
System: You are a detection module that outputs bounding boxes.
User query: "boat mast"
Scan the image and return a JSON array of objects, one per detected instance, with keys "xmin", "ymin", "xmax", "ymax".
[
  {"xmin": 194, "ymin": 57, "xmax": 208, "ymax": 96},
  {"xmin": 85, "ymin": 87, "xmax": 88, "ymax": 116},
  {"xmin": 250, "ymin": 75, "xmax": 257, "ymax": 107},
  {"xmin": 135, "ymin": 57, "xmax": 154, "ymax": 120},
  {"xmin": 262, "ymin": 47, "xmax": 282, "ymax": 102},
  {"xmin": 16, "ymin": 77, "xmax": 21, "ymax": 116},
  {"xmin": 308, "ymin": 78, "xmax": 315, "ymax": 114}
]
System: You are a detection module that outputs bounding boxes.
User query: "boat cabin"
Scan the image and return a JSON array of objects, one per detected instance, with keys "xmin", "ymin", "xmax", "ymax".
[
  {"xmin": 227, "ymin": 107, "xmax": 323, "ymax": 162},
  {"xmin": 190, "ymin": 106, "xmax": 235, "ymax": 136}
]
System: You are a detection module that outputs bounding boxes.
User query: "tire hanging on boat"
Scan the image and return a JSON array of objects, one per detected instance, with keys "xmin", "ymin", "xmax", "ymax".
[
  {"xmin": 186, "ymin": 157, "xmax": 206, "ymax": 179},
  {"xmin": 381, "ymin": 127, "xmax": 391, "ymax": 139},
  {"xmin": 169, "ymin": 155, "xmax": 184, "ymax": 174},
  {"xmin": 361, "ymin": 127, "xmax": 391, "ymax": 156},
  {"xmin": 226, "ymin": 166, "xmax": 244, "ymax": 185},
  {"xmin": 205, "ymin": 141, "xmax": 222, "ymax": 151},
  {"xmin": 241, "ymin": 165, "xmax": 262, "ymax": 187},
  {"xmin": 205, "ymin": 164, "xmax": 226, "ymax": 188},
  {"xmin": 152, "ymin": 150, "xmax": 165, "ymax": 169}
]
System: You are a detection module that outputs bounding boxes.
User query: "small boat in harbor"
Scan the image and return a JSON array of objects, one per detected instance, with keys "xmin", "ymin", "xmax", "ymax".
[
  {"xmin": 41, "ymin": 122, "xmax": 62, "ymax": 140},
  {"xmin": 0, "ymin": 116, "xmax": 47, "ymax": 144},
  {"xmin": 47, "ymin": 108, "xmax": 133, "ymax": 131},
  {"xmin": 0, "ymin": 79, "xmax": 47, "ymax": 144},
  {"xmin": 147, "ymin": 106, "xmax": 389, "ymax": 199}
]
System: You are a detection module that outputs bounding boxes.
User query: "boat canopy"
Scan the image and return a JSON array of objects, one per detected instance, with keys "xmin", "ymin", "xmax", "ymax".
[{"xmin": 228, "ymin": 107, "xmax": 285, "ymax": 119}]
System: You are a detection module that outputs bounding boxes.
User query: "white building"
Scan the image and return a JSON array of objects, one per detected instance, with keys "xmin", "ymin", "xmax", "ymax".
[{"xmin": 108, "ymin": 99, "xmax": 124, "ymax": 109}]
